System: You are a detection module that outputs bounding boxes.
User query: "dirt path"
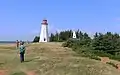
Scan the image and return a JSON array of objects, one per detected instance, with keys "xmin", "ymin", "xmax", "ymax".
[{"xmin": 0, "ymin": 70, "xmax": 7, "ymax": 75}]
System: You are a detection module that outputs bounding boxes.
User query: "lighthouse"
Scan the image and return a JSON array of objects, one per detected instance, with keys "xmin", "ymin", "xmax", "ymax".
[
  {"xmin": 72, "ymin": 31, "xmax": 76, "ymax": 38},
  {"xmin": 39, "ymin": 19, "xmax": 49, "ymax": 42}
]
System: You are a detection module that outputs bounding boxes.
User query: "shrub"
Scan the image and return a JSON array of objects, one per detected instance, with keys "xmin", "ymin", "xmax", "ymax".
[
  {"xmin": 107, "ymin": 62, "xmax": 117, "ymax": 68},
  {"xmin": 62, "ymin": 38, "xmax": 79, "ymax": 48},
  {"xmin": 33, "ymin": 36, "xmax": 40, "ymax": 42},
  {"xmin": 90, "ymin": 55, "xmax": 101, "ymax": 60},
  {"xmin": 62, "ymin": 31, "xmax": 120, "ymax": 61},
  {"xmin": 110, "ymin": 55, "xmax": 120, "ymax": 61}
]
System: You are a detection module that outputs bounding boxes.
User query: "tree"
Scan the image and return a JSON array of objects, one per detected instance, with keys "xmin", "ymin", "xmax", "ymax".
[
  {"xmin": 94, "ymin": 32, "xmax": 98, "ymax": 39},
  {"xmin": 79, "ymin": 31, "xmax": 83, "ymax": 40},
  {"xmin": 92, "ymin": 32, "xmax": 120, "ymax": 55},
  {"xmin": 54, "ymin": 32, "xmax": 59, "ymax": 41},
  {"xmin": 49, "ymin": 33, "xmax": 55, "ymax": 42},
  {"xmin": 69, "ymin": 30, "xmax": 73, "ymax": 38},
  {"xmin": 33, "ymin": 36, "xmax": 40, "ymax": 42},
  {"xmin": 76, "ymin": 29, "xmax": 79, "ymax": 38}
]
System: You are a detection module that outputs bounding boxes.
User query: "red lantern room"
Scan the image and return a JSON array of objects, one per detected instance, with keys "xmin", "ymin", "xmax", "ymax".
[{"xmin": 41, "ymin": 19, "xmax": 48, "ymax": 25}]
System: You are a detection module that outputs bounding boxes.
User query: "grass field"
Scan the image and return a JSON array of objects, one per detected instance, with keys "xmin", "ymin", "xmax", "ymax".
[{"xmin": 0, "ymin": 42, "xmax": 120, "ymax": 75}]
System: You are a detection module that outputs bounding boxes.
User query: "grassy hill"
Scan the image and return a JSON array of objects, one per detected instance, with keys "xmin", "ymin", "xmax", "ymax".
[{"xmin": 0, "ymin": 42, "xmax": 120, "ymax": 75}]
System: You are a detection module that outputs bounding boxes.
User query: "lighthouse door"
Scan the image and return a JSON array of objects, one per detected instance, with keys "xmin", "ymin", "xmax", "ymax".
[{"xmin": 44, "ymin": 38, "xmax": 46, "ymax": 41}]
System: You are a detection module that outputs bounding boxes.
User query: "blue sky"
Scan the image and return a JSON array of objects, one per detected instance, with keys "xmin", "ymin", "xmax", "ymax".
[{"xmin": 0, "ymin": 0, "xmax": 120, "ymax": 41}]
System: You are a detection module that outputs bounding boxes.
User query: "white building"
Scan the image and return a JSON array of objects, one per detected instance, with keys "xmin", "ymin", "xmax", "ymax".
[
  {"xmin": 72, "ymin": 31, "xmax": 76, "ymax": 38},
  {"xmin": 39, "ymin": 19, "xmax": 49, "ymax": 42}
]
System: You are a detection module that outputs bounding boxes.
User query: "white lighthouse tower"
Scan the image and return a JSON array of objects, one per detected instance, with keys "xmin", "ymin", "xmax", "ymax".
[
  {"xmin": 39, "ymin": 19, "xmax": 49, "ymax": 42},
  {"xmin": 72, "ymin": 31, "xmax": 76, "ymax": 38}
]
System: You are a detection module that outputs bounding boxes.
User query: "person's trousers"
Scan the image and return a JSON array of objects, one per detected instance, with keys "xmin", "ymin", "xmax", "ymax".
[
  {"xmin": 20, "ymin": 52, "xmax": 24, "ymax": 62},
  {"xmin": 16, "ymin": 44, "xmax": 19, "ymax": 48}
]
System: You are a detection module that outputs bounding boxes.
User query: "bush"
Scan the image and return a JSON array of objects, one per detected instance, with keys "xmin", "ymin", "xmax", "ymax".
[
  {"xmin": 33, "ymin": 36, "xmax": 40, "ymax": 42},
  {"xmin": 90, "ymin": 55, "xmax": 101, "ymax": 60},
  {"xmin": 110, "ymin": 55, "xmax": 120, "ymax": 61},
  {"xmin": 54, "ymin": 30, "xmax": 120, "ymax": 61},
  {"xmin": 62, "ymin": 38, "xmax": 79, "ymax": 48},
  {"xmin": 107, "ymin": 62, "xmax": 117, "ymax": 68},
  {"xmin": 92, "ymin": 50, "xmax": 113, "ymax": 57},
  {"xmin": 62, "ymin": 37, "xmax": 120, "ymax": 61},
  {"xmin": 62, "ymin": 42, "xmax": 68, "ymax": 47}
]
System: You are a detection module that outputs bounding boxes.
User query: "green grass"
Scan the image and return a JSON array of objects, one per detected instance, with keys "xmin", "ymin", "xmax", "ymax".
[
  {"xmin": 0, "ymin": 42, "xmax": 120, "ymax": 75},
  {"xmin": 11, "ymin": 72, "xmax": 26, "ymax": 75}
]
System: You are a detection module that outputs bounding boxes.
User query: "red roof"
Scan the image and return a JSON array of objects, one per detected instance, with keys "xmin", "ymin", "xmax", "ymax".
[{"xmin": 41, "ymin": 19, "xmax": 48, "ymax": 25}]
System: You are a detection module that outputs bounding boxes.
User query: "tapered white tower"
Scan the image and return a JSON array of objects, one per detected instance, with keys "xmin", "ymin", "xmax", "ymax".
[
  {"xmin": 72, "ymin": 31, "xmax": 76, "ymax": 38},
  {"xmin": 39, "ymin": 19, "xmax": 49, "ymax": 42}
]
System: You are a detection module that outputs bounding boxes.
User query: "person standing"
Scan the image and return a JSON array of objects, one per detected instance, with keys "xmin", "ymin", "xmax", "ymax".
[
  {"xmin": 16, "ymin": 40, "xmax": 19, "ymax": 49},
  {"xmin": 19, "ymin": 41, "xmax": 26, "ymax": 63}
]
